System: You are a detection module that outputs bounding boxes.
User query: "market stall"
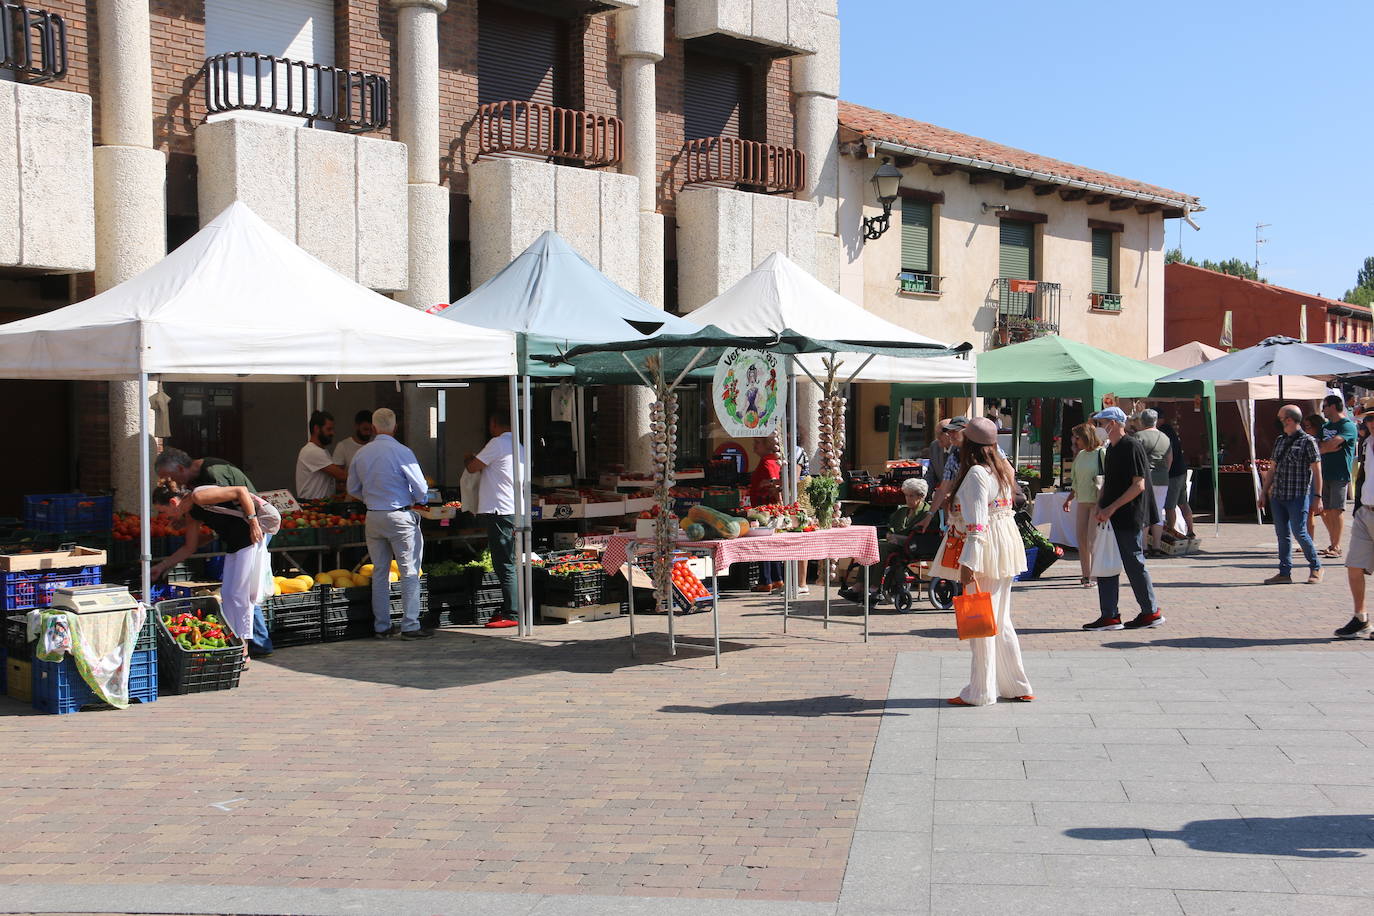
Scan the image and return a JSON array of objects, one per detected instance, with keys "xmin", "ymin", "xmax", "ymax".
[
  {"xmin": 0, "ymin": 202, "xmax": 517, "ymax": 709},
  {"xmin": 430, "ymin": 230, "xmax": 704, "ymax": 635}
]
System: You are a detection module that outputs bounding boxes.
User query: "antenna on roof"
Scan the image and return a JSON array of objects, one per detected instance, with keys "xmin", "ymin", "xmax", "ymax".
[{"xmin": 1255, "ymin": 222, "xmax": 1271, "ymax": 278}]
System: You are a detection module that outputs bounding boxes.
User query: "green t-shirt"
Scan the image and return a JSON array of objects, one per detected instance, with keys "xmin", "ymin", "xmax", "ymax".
[
  {"xmin": 1135, "ymin": 428, "xmax": 1171, "ymax": 486},
  {"xmin": 1321, "ymin": 417, "xmax": 1358, "ymax": 483},
  {"xmin": 193, "ymin": 457, "xmax": 256, "ymax": 493},
  {"xmin": 1071, "ymin": 447, "xmax": 1105, "ymax": 504}
]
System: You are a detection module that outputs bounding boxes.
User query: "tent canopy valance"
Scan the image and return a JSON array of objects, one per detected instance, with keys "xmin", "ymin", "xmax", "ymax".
[
  {"xmin": 430, "ymin": 230, "xmax": 702, "ymax": 376},
  {"xmin": 1150, "ymin": 342, "xmax": 1328, "ymax": 402},
  {"xmin": 0, "ymin": 202, "xmax": 517, "ymax": 382}
]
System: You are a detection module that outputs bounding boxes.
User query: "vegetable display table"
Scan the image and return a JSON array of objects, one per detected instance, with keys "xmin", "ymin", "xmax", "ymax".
[{"xmin": 601, "ymin": 526, "xmax": 881, "ymax": 667}]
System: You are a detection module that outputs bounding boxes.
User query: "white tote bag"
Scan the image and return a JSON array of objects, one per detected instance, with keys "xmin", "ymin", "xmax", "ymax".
[
  {"xmin": 1090, "ymin": 523, "xmax": 1123, "ymax": 578},
  {"xmin": 460, "ymin": 469, "xmax": 481, "ymax": 513}
]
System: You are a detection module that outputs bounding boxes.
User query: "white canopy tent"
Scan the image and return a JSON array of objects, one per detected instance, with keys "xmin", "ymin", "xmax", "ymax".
[
  {"xmin": 1152, "ymin": 341, "xmax": 1329, "ymax": 524},
  {"xmin": 0, "ymin": 201, "xmax": 516, "ymax": 611}
]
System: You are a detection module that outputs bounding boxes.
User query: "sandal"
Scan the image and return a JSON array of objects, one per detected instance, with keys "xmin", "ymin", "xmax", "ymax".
[
  {"xmin": 946, "ymin": 696, "xmax": 974, "ymax": 706},
  {"xmin": 1080, "ymin": 577, "xmax": 1094, "ymax": 588},
  {"xmin": 1010, "ymin": 695, "xmax": 1035, "ymax": 703},
  {"xmin": 1320, "ymin": 547, "xmax": 1342, "ymax": 558}
]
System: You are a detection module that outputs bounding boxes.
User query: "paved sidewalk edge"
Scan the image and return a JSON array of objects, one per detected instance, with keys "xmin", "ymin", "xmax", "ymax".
[{"xmin": 0, "ymin": 883, "xmax": 838, "ymax": 916}]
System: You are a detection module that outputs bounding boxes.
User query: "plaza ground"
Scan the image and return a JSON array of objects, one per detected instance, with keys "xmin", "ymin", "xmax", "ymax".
[{"xmin": 2, "ymin": 522, "xmax": 1372, "ymax": 915}]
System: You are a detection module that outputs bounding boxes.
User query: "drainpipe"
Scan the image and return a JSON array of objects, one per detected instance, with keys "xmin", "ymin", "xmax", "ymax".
[{"xmin": 95, "ymin": 0, "xmax": 166, "ymax": 512}]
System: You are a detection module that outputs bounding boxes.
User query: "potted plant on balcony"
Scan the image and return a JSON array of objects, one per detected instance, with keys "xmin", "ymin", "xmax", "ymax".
[
  {"xmin": 1002, "ymin": 315, "xmax": 1056, "ymax": 343},
  {"xmin": 896, "ymin": 271, "xmax": 928, "ymax": 294}
]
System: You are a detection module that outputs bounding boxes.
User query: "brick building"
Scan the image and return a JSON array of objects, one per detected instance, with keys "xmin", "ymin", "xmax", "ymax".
[
  {"xmin": 1165, "ymin": 261, "xmax": 1372, "ymax": 350},
  {"xmin": 0, "ymin": 0, "xmax": 839, "ymax": 511}
]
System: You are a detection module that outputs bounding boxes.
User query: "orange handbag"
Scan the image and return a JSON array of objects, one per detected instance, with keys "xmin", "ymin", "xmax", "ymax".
[
  {"xmin": 953, "ymin": 590, "xmax": 997, "ymax": 640},
  {"xmin": 940, "ymin": 532, "xmax": 966, "ymax": 569}
]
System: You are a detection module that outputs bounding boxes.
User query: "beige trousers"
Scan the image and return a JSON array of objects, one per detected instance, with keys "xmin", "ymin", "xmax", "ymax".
[{"xmin": 958, "ymin": 576, "xmax": 1033, "ymax": 706}]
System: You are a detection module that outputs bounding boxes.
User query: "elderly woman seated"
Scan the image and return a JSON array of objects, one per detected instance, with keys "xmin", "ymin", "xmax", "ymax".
[{"xmin": 840, "ymin": 477, "xmax": 931, "ymax": 604}]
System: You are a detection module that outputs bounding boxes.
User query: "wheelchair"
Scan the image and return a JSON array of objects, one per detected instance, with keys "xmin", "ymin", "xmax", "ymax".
[{"xmin": 841, "ymin": 526, "xmax": 960, "ymax": 612}]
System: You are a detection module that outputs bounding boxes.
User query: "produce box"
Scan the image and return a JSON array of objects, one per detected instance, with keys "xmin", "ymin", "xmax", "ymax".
[
  {"xmin": 0, "ymin": 545, "xmax": 106, "ymax": 573},
  {"xmin": 1, "ymin": 565, "xmax": 103, "ymax": 612},
  {"xmin": 154, "ymin": 597, "xmax": 244, "ymax": 694},
  {"xmin": 541, "ymin": 603, "xmax": 621, "ymax": 624},
  {"xmin": 32, "ymin": 648, "xmax": 157, "ymax": 715},
  {"xmin": 270, "ymin": 527, "xmax": 318, "ymax": 548},
  {"xmin": 7, "ymin": 653, "xmax": 33, "ymax": 703},
  {"xmin": 23, "ymin": 493, "xmax": 113, "ymax": 534}
]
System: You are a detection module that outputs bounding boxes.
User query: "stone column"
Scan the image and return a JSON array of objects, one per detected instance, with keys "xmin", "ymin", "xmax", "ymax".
[
  {"xmin": 95, "ymin": 0, "xmax": 166, "ymax": 511},
  {"xmin": 793, "ymin": 2, "xmax": 842, "ymax": 468},
  {"xmin": 617, "ymin": 0, "xmax": 664, "ymax": 472},
  {"xmin": 392, "ymin": 0, "xmax": 449, "ymax": 476}
]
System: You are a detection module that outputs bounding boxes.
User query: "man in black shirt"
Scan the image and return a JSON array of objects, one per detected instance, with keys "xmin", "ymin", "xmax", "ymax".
[{"xmin": 1083, "ymin": 407, "xmax": 1165, "ymax": 631}]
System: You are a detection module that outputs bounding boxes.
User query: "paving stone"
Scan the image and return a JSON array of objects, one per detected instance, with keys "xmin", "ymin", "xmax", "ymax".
[
  {"xmin": 928, "ymin": 851, "xmax": 1046, "ymax": 886},
  {"xmin": 931, "ymin": 800, "xmax": 1036, "ymax": 827},
  {"xmin": 933, "ymin": 823, "xmax": 1154, "ymax": 856},
  {"xmin": 930, "ymin": 884, "xmax": 1185, "ymax": 915},
  {"xmin": 1274, "ymin": 858, "xmax": 1374, "ymax": 895},
  {"xmin": 1174, "ymin": 890, "xmax": 1374, "ymax": 915},
  {"xmin": 935, "ymin": 779, "xmax": 1128, "ymax": 803},
  {"xmin": 1040, "ymin": 854, "xmax": 1295, "ymax": 892},
  {"xmin": 835, "ymin": 830, "xmax": 929, "ymax": 914}
]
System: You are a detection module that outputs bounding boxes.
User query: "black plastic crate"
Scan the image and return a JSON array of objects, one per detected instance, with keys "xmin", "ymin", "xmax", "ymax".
[
  {"xmin": 722, "ymin": 562, "xmax": 761, "ymax": 591},
  {"xmin": 153, "ymin": 597, "xmax": 244, "ymax": 694},
  {"xmin": 4, "ymin": 614, "xmax": 30, "ymax": 660},
  {"xmin": 324, "ymin": 620, "xmax": 376, "ymax": 642},
  {"xmin": 424, "ymin": 574, "xmax": 471, "ymax": 596}
]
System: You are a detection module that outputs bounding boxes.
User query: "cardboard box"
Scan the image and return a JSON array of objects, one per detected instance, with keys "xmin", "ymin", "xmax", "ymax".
[
  {"xmin": 541, "ymin": 603, "xmax": 622, "ymax": 623},
  {"xmin": 415, "ymin": 505, "xmax": 458, "ymax": 521},
  {"xmin": 0, "ymin": 545, "xmax": 107, "ymax": 572},
  {"xmin": 6, "ymin": 657, "xmax": 32, "ymax": 703}
]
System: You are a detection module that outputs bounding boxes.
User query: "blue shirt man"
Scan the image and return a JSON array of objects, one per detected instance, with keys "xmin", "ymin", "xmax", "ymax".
[{"xmin": 347, "ymin": 409, "xmax": 432, "ymax": 638}]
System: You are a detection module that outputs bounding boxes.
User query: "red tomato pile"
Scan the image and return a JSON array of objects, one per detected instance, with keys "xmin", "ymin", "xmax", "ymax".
[
  {"xmin": 671, "ymin": 561, "xmax": 710, "ymax": 601},
  {"xmin": 113, "ymin": 512, "xmax": 211, "ymax": 541},
  {"xmin": 281, "ymin": 508, "xmax": 366, "ymax": 530}
]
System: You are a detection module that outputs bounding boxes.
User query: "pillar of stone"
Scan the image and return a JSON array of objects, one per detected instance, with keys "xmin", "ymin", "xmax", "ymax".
[
  {"xmin": 95, "ymin": 0, "xmax": 166, "ymax": 511},
  {"xmin": 391, "ymin": 0, "xmax": 449, "ymax": 476},
  {"xmin": 792, "ymin": 2, "xmax": 842, "ymax": 469},
  {"xmin": 617, "ymin": 0, "xmax": 664, "ymax": 473}
]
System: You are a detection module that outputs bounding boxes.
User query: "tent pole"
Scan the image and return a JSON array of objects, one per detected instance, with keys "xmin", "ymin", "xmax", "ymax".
[
  {"xmin": 507, "ymin": 373, "xmax": 526, "ymax": 636},
  {"xmin": 786, "ymin": 357, "xmax": 799, "ymax": 603},
  {"xmin": 1208, "ymin": 393, "xmax": 1220, "ymax": 539},
  {"xmin": 522, "ymin": 374, "xmax": 534, "ymax": 634},
  {"xmin": 305, "ymin": 378, "xmax": 313, "ymax": 423},
  {"xmin": 139, "ymin": 370, "xmax": 152, "ymax": 614},
  {"xmin": 1242, "ymin": 399, "xmax": 1262, "ymax": 526}
]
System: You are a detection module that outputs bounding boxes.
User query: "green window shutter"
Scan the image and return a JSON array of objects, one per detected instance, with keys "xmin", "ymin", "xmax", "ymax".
[
  {"xmin": 999, "ymin": 220, "xmax": 1034, "ymax": 280},
  {"xmin": 900, "ymin": 198, "xmax": 932, "ymax": 273},
  {"xmin": 1091, "ymin": 229, "xmax": 1113, "ymax": 294}
]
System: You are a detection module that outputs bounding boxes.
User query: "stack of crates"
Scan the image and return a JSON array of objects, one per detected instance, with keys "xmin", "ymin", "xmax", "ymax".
[
  {"xmin": 322, "ymin": 577, "xmax": 428, "ymax": 640},
  {"xmin": 32, "ymin": 647, "xmax": 157, "ymax": 714},
  {"xmin": 263, "ymin": 590, "xmax": 323, "ymax": 647},
  {"xmin": 23, "ymin": 493, "xmax": 113, "ymax": 536}
]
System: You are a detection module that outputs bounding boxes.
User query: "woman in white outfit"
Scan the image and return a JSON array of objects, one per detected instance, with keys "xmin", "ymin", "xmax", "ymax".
[
  {"xmin": 945, "ymin": 417, "xmax": 1034, "ymax": 707},
  {"xmin": 152, "ymin": 484, "xmax": 267, "ymax": 664}
]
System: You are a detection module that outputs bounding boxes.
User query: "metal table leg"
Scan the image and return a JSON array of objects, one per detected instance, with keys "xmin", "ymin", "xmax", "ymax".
[
  {"xmin": 626, "ymin": 560, "xmax": 637, "ymax": 658},
  {"xmin": 711, "ymin": 567, "xmax": 720, "ymax": 669},
  {"xmin": 863, "ymin": 562, "xmax": 870, "ymax": 643},
  {"xmin": 823, "ymin": 558, "xmax": 830, "ymax": 630},
  {"xmin": 782, "ymin": 561, "xmax": 790, "ymax": 633},
  {"xmin": 667, "ymin": 578, "xmax": 676, "ymax": 656}
]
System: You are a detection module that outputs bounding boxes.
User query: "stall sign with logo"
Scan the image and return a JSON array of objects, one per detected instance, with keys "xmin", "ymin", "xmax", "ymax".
[
  {"xmin": 712, "ymin": 348, "xmax": 785, "ymax": 437},
  {"xmin": 259, "ymin": 489, "xmax": 301, "ymax": 514}
]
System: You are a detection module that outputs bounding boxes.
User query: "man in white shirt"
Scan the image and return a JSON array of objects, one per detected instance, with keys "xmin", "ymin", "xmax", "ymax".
[
  {"xmin": 296, "ymin": 410, "xmax": 347, "ymax": 500},
  {"xmin": 466, "ymin": 409, "xmax": 517, "ymax": 622},
  {"xmin": 331, "ymin": 409, "xmax": 375, "ymax": 472}
]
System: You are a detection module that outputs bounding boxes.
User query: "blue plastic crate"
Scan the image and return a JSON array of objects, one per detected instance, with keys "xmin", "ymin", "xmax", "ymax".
[
  {"xmin": 1014, "ymin": 548, "xmax": 1039, "ymax": 582},
  {"xmin": 32, "ymin": 647, "xmax": 158, "ymax": 715},
  {"xmin": 0, "ymin": 566, "xmax": 103, "ymax": 612},
  {"xmin": 22, "ymin": 493, "xmax": 113, "ymax": 534}
]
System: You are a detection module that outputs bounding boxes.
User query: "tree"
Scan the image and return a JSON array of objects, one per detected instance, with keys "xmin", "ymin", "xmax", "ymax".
[{"xmin": 1344, "ymin": 256, "xmax": 1374, "ymax": 306}]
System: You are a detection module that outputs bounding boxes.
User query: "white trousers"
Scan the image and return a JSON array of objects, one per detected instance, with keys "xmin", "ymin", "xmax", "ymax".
[
  {"xmin": 958, "ymin": 576, "xmax": 1032, "ymax": 706},
  {"xmin": 221, "ymin": 540, "xmax": 269, "ymax": 642}
]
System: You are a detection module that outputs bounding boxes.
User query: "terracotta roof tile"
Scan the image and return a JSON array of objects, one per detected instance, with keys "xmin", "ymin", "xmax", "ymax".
[{"xmin": 839, "ymin": 100, "xmax": 1201, "ymax": 208}]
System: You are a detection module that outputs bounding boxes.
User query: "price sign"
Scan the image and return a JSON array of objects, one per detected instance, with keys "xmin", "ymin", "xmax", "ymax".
[{"xmin": 258, "ymin": 489, "xmax": 301, "ymax": 514}]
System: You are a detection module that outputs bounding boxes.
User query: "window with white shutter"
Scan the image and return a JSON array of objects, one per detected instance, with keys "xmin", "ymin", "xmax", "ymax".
[{"xmin": 204, "ymin": 0, "xmax": 336, "ymax": 127}]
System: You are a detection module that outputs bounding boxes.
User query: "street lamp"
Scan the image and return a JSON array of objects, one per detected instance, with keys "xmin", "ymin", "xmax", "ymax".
[{"xmin": 861, "ymin": 157, "xmax": 903, "ymax": 241}]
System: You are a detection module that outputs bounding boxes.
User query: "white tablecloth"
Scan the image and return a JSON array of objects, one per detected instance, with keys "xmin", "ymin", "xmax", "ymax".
[{"xmin": 1030, "ymin": 491, "xmax": 1078, "ymax": 547}]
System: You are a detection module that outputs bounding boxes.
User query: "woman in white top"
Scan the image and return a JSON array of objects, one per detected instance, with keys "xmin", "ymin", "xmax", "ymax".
[
  {"xmin": 944, "ymin": 417, "xmax": 1034, "ymax": 707},
  {"xmin": 1062, "ymin": 422, "xmax": 1107, "ymax": 587}
]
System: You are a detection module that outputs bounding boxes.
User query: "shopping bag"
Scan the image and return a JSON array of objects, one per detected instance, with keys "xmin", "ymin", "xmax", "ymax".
[
  {"xmin": 940, "ymin": 532, "xmax": 966, "ymax": 569},
  {"xmin": 1090, "ymin": 523, "xmax": 1123, "ymax": 578},
  {"xmin": 953, "ymin": 590, "xmax": 997, "ymax": 640},
  {"xmin": 460, "ymin": 469, "xmax": 481, "ymax": 512}
]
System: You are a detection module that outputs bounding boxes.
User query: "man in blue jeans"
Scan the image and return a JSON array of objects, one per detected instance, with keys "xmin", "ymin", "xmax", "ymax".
[
  {"xmin": 1259, "ymin": 404, "xmax": 1323, "ymax": 585},
  {"xmin": 1081, "ymin": 407, "xmax": 1165, "ymax": 631}
]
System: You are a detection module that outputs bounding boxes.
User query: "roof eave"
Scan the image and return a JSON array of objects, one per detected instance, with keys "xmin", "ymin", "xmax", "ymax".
[{"xmin": 847, "ymin": 134, "xmax": 1203, "ymax": 215}]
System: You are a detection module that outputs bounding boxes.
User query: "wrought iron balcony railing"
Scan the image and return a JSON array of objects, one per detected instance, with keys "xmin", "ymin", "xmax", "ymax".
[
  {"xmin": 681, "ymin": 136, "xmax": 805, "ymax": 194},
  {"xmin": 475, "ymin": 100, "xmax": 622, "ymax": 167},
  {"xmin": 896, "ymin": 271, "xmax": 944, "ymax": 296},
  {"xmin": 204, "ymin": 52, "xmax": 389, "ymax": 132},
  {"xmin": 992, "ymin": 278, "xmax": 1061, "ymax": 346},
  {"xmin": 1090, "ymin": 292, "xmax": 1122, "ymax": 312},
  {"xmin": 1, "ymin": 3, "xmax": 66, "ymax": 83}
]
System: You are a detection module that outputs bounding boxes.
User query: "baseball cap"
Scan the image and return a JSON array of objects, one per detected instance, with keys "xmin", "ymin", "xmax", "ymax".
[
  {"xmin": 940, "ymin": 417, "xmax": 968, "ymax": 432},
  {"xmin": 1092, "ymin": 406, "xmax": 1128, "ymax": 424}
]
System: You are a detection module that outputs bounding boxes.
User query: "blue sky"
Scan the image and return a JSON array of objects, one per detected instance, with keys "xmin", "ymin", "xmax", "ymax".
[{"xmin": 839, "ymin": 0, "xmax": 1372, "ymax": 299}]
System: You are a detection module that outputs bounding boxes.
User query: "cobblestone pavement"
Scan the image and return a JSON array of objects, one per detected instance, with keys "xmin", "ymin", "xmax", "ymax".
[{"xmin": 2, "ymin": 522, "xmax": 1372, "ymax": 914}]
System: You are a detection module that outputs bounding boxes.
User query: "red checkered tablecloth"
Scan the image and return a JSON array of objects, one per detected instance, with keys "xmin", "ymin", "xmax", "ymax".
[{"xmin": 599, "ymin": 526, "xmax": 881, "ymax": 576}]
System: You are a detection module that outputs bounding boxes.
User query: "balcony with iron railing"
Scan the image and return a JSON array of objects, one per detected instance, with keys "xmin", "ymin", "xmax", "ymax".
[
  {"xmin": 896, "ymin": 270, "xmax": 944, "ymax": 296},
  {"xmin": 991, "ymin": 278, "xmax": 1061, "ymax": 346},
  {"xmin": 474, "ymin": 100, "xmax": 622, "ymax": 167},
  {"xmin": 0, "ymin": 2, "xmax": 65, "ymax": 83},
  {"xmin": 204, "ymin": 52, "xmax": 389, "ymax": 132},
  {"xmin": 681, "ymin": 136, "xmax": 805, "ymax": 194}
]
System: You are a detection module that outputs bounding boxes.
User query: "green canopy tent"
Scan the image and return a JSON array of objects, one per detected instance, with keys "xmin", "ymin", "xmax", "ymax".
[{"xmin": 886, "ymin": 335, "xmax": 1220, "ymax": 535}]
